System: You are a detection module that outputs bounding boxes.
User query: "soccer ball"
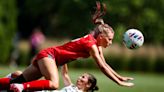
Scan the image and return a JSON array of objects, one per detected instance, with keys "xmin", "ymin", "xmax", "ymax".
[{"xmin": 123, "ymin": 29, "xmax": 144, "ymax": 49}]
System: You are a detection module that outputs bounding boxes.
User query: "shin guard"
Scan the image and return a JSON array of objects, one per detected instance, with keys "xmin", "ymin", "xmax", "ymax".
[
  {"xmin": 0, "ymin": 78, "xmax": 10, "ymax": 90},
  {"xmin": 23, "ymin": 80, "xmax": 50, "ymax": 91}
]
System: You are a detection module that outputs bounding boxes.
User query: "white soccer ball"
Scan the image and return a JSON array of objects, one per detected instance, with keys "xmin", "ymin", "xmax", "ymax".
[{"xmin": 123, "ymin": 29, "xmax": 144, "ymax": 49}]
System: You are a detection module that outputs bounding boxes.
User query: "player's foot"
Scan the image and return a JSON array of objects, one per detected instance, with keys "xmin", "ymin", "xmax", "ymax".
[{"xmin": 10, "ymin": 83, "xmax": 24, "ymax": 92}]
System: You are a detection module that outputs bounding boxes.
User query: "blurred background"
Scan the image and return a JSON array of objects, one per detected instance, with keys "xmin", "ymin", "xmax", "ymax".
[{"xmin": 0, "ymin": 0, "xmax": 164, "ymax": 92}]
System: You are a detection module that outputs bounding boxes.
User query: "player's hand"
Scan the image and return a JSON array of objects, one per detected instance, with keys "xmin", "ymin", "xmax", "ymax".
[
  {"xmin": 119, "ymin": 81, "xmax": 134, "ymax": 87},
  {"xmin": 120, "ymin": 76, "xmax": 134, "ymax": 82}
]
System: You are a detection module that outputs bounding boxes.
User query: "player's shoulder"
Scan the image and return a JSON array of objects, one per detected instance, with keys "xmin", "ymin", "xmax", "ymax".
[
  {"xmin": 71, "ymin": 34, "xmax": 92, "ymax": 42},
  {"xmin": 83, "ymin": 34, "xmax": 93, "ymax": 39},
  {"xmin": 82, "ymin": 34, "xmax": 96, "ymax": 42}
]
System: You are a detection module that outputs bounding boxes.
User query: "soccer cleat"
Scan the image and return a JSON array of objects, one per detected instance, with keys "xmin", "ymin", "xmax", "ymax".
[{"xmin": 10, "ymin": 84, "xmax": 24, "ymax": 92}]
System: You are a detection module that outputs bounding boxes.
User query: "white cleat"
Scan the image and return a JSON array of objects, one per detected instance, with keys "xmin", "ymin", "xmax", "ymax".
[{"xmin": 10, "ymin": 84, "xmax": 24, "ymax": 92}]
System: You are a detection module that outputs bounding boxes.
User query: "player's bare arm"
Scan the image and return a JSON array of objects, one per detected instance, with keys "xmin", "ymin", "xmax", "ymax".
[
  {"xmin": 61, "ymin": 64, "xmax": 72, "ymax": 87},
  {"xmin": 90, "ymin": 45, "xmax": 134, "ymax": 87},
  {"xmin": 98, "ymin": 46, "xmax": 134, "ymax": 81}
]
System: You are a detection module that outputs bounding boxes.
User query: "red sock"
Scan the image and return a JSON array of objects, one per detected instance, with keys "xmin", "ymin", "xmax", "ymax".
[
  {"xmin": 0, "ymin": 78, "xmax": 10, "ymax": 90},
  {"xmin": 23, "ymin": 80, "xmax": 50, "ymax": 91}
]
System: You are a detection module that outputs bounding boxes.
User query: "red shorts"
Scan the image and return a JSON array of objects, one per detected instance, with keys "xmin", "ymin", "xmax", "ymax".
[{"xmin": 32, "ymin": 47, "xmax": 56, "ymax": 67}]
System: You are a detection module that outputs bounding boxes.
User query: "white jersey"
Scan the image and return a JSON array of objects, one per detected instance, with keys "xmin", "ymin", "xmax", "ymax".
[{"xmin": 35, "ymin": 84, "xmax": 82, "ymax": 92}]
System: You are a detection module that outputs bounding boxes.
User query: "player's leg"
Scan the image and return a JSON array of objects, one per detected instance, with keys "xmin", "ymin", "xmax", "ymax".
[
  {"xmin": 22, "ymin": 64, "xmax": 43, "ymax": 81},
  {"xmin": 10, "ymin": 64, "xmax": 42, "ymax": 84},
  {"xmin": 0, "ymin": 77, "xmax": 10, "ymax": 90},
  {"xmin": 0, "ymin": 63, "xmax": 42, "ymax": 90},
  {"xmin": 37, "ymin": 57, "xmax": 59, "ymax": 89},
  {"xmin": 9, "ymin": 63, "xmax": 43, "ymax": 92},
  {"xmin": 10, "ymin": 57, "xmax": 59, "ymax": 91}
]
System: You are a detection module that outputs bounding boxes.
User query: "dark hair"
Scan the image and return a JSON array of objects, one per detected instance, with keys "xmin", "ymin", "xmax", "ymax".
[{"xmin": 87, "ymin": 73, "xmax": 99, "ymax": 92}]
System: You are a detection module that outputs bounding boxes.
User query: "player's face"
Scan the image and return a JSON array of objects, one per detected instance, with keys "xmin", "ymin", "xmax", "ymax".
[
  {"xmin": 100, "ymin": 31, "xmax": 114, "ymax": 48},
  {"xmin": 76, "ymin": 73, "xmax": 91, "ymax": 90}
]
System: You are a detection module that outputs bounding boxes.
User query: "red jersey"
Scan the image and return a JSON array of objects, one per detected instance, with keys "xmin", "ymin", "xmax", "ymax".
[{"xmin": 34, "ymin": 34, "xmax": 97, "ymax": 66}]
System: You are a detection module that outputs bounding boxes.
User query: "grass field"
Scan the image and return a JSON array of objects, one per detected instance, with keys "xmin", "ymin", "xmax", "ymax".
[{"xmin": 0, "ymin": 66, "xmax": 164, "ymax": 92}]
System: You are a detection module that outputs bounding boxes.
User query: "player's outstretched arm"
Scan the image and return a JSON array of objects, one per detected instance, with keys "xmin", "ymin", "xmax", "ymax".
[
  {"xmin": 90, "ymin": 45, "xmax": 134, "ymax": 87},
  {"xmin": 61, "ymin": 64, "xmax": 72, "ymax": 87},
  {"xmin": 98, "ymin": 46, "xmax": 134, "ymax": 81}
]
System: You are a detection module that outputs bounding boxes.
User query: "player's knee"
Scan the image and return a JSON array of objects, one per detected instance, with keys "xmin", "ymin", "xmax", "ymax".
[
  {"xmin": 11, "ymin": 71, "xmax": 22, "ymax": 78},
  {"xmin": 50, "ymin": 81, "xmax": 59, "ymax": 89}
]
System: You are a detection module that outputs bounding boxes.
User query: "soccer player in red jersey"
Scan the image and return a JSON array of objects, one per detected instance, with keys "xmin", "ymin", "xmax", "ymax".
[{"xmin": 0, "ymin": 2, "xmax": 134, "ymax": 92}]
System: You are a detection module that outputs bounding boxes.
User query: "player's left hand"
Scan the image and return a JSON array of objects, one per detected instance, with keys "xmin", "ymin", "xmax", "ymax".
[{"xmin": 120, "ymin": 76, "xmax": 134, "ymax": 81}]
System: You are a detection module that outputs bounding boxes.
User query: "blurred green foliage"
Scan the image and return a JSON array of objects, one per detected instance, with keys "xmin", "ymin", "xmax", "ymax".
[
  {"xmin": 16, "ymin": 0, "xmax": 164, "ymax": 44},
  {"xmin": 67, "ymin": 55, "xmax": 164, "ymax": 73},
  {"xmin": 0, "ymin": 0, "xmax": 17, "ymax": 63},
  {"xmin": 0, "ymin": 0, "xmax": 164, "ymax": 71}
]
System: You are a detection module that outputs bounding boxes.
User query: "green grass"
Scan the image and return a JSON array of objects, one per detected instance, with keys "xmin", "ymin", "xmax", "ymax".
[
  {"xmin": 0, "ymin": 66, "xmax": 164, "ymax": 92},
  {"xmin": 67, "ymin": 69, "xmax": 164, "ymax": 92}
]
